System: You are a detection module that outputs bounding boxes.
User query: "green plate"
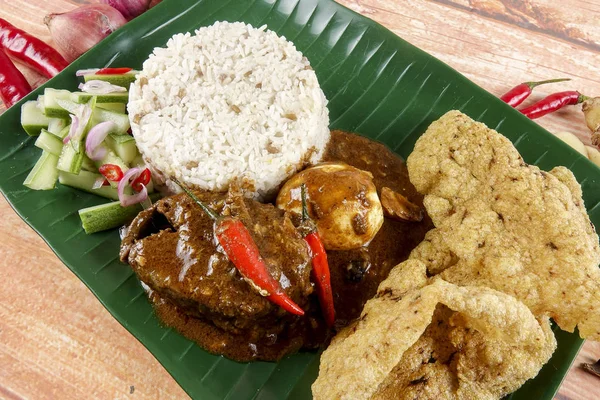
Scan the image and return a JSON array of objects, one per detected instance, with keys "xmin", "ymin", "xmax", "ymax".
[{"xmin": 0, "ymin": 0, "xmax": 597, "ymax": 398}]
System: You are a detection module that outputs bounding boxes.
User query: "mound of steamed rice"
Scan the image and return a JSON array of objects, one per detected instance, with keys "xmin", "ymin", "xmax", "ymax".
[{"xmin": 128, "ymin": 21, "xmax": 330, "ymax": 198}]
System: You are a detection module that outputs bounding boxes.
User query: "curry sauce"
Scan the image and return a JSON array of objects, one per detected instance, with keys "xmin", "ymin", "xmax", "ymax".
[{"xmin": 121, "ymin": 130, "xmax": 432, "ymax": 361}]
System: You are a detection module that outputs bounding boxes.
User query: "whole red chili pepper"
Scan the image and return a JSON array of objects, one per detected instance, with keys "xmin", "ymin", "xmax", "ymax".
[
  {"xmin": 0, "ymin": 18, "xmax": 68, "ymax": 79},
  {"xmin": 99, "ymin": 164, "xmax": 124, "ymax": 182},
  {"xmin": 131, "ymin": 168, "xmax": 151, "ymax": 192},
  {"xmin": 96, "ymin": 67, "xmax": 132, "ymax": 75},
  {"xmin": 173, "ymin": 179, "xmax": 304, "ymax": 316},
  {"xmin": 300, "ymin": 185, "xmax": 335, "ymax": 327},
  {"xmin": 0, "ymin": 49, "xmax": 31, "ymax": 108},
  {"xmin": 500, "ymin": 78, "xmax": 570, "ymax": 107},
  {"xmin": 520, "ymin": 91, "xmax": 589, "ymax": 119}
]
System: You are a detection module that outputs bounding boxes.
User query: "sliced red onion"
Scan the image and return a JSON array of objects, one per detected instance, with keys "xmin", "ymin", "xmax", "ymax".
[
  {"xmin": 64, "ymin": 103, "xmax": 93, "ymax": 145},
  {"xmin": 76, "ymin": 68, "xmax": 100, "ymax": 76},
  {"xmin": 78, "ymin": 80, "xmax": 127, "ymax": 94},
  {"xmin": 92, "ymin": 176, "xmax": 107, "ymax": 189},
  {"xmin": 86, "ymin": 121, "xmax": 116, "ymax": 160},
  {"xmin": 63, "ymin": 114, "xmax": 79, "ymax": 144},
  {"xmin": 118, "ymin": 167, "xmax": 149, "ymax": 207},
  {"xmin": 140, "ymin": 194, "xmax": 153, "ymax": 209}
]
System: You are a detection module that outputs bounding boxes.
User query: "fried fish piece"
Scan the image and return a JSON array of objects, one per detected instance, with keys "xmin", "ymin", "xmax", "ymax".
[
  {"xmin": 407, "ymin": 111, "xmax": 600, "ymax": 339},
  {"xmin": 312, "ymin": 260, "xmax": 555, "ymax": 400}
]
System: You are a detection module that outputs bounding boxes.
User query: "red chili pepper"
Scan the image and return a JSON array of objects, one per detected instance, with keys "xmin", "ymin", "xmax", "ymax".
[
  {"xmin": 99, "ymin": 164, "xmax": 124, "ymax": 182},
  {"xmin": 520, "ymin": 91, "xmax": 589, "ymax": 119},
  {"xmin": 173, "ymin": 179, "xmax": 304, "ymax": 316},
  {"xmin": 500, "ymin": 78, "xmax": 570, "ymax": 107},
  {"xmin": 0, "ymin": 49, "xmax": 31, "ymax": 108},
  {"xmin": 131, "ymin": 168, "xmax": 151, "ymax": 192},
  {"xmin": 216, "ymin": 218, "xmax": 304, "ymax": 316},
  {"xmin": 0, "ymin": 18, "xmax": 68, "ymax": 79},
  {"xmin": 300, "ymin": 184, "xmax": 335, "ymax": 327},
  {"xmin": 96, "ymin": 67, "xmax": 132, "ymax": 75}
]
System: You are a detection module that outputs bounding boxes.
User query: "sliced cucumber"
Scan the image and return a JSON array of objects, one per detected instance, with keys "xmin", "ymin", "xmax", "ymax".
[
  {"xmin": 47, "ymin": 118, "xmax": 68, "ymax": 136},
  {"xmin": 57, "ymin": 140, "xmax": 84, "ymax": 174},
  {"xmin": 34, "ymin": 130, "xmax": 64, "ymax": 156},
  {"xmin": 58, "ymin": 170, "xmax": 119, "ymax": 201},
  {"xmin": 23, "ymin": 151, "xmax": 59, "ymax": 190},
  {"xmin": 131, "ymin": 154, "xmax": 145, "ymax": 168},
  {"xmin": 105, "ymin": 134, "xmax": 138, "ymax": 164},
  {"xmin": 83, "ymin": 71, "xmax": 138, "ymax": 88},
  {"xmin": 21, "ymin": 100, "xmax": 51, "ymax": 136},
  {"xmin": 43, "ymin": 88, "xmax": 73, "ymax": 118},
  {"xmin": 97, "ymin": 102, "xmax": 126, "ymax": 113},
  {"xmin": 71, "ymin": 91, "xmax": 129, "ymax": 104},
  {"xmin": 78, "ymin": 194, "xmax": 160, "ymax": 234},
  {"xmin": 81, "ymin": 153, "xmax": 98, "ymax": 172},
  {"xmin": 55, "ymin": 125, "xmax": 71, "ymax": 140},
  {"xmin": 92, "ymin": 108, "xmax": 130, "ymax": 134},
  {"xmin": 55, "ymin": 98, "xmax": 81, "ymax": 115}
]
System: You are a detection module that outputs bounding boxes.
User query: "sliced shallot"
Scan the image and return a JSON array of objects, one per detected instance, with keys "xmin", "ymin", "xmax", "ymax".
[
  {"xmin": 63, "ymin": 114, "xmax": 79, "ymax": 144},
  {"xmin": 86, "ymin": 121, "xmax": 116, "ymax": 160},
  {"xmin": 64, "ymin": 104, "xmax": 93, "ymax": 144},
  {"xmin": 92, "ymin": 176, "xmax": 107, "ymax": 189},
  {"xmin": 118, "ymin": 167, "xmax": 149, "ymax": 207},
  {"xmin": 78, "ymin": 80, "xmax": 126, "ymax": 94},
  {"xmin": 75, "ymin": 68, "xmax": 99, "ymax": 76}
]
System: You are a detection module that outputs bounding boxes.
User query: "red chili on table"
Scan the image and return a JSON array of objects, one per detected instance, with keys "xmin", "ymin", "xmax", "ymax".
[
  {"xmin": 0, "ymin": 18, "xmax": 68, "ymax": 79},
  {"xmin": 300, "ymin": 184, "xmax": 335, "ymax": 327},
  {"xmin": 0, "ymin": 48, "xmax": 32, "ymax": 108},
  {"xmin": 500, "ymin": 78, "xmax": 570, "ymax": 107},
  {"xmin": 131, "ymin": 168, "xmax": 151, "ymax": 192},
  {"xmin": 96, "ymin": 67, "xmax": 132, "ymax": 75},
  {"xmin": 99, "ymin": 164, "xmax": 124, "ymax": 182},
  {"xmin": 520, "ymin": 91, "xmax": 589, "ymax": 119},
  {"xmin": 173, "ymin": 178, "xmax": 305, "ymax": 316}
]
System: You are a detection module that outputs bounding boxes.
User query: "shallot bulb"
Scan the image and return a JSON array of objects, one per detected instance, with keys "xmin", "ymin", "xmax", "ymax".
[
  {"xmin": 44, "ymin": 5, "xmax": 127, "ymax": 62},
  {"xmin": 100, "ymin": 0, "xmax": 151, "ymax": 21}
]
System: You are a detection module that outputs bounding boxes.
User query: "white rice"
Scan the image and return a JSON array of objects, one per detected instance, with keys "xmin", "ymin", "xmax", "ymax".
[{"xmin": 128, "ymin": 21, "xmax": 330, "ymax": 198}]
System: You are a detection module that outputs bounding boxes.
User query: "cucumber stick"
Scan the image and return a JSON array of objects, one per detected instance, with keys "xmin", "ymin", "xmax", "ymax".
[
  {"xmin": 55, "ymin": 125, "xmax": 71, "ymax": 140},
  {"xmin": 97, "ymin": 103, "xmax": 126, "ymax": 113},
  {"xmin": 106, "ymin": 134, "xmax": 138, "ymax": 164},
  {"xmin": 21, "ymin": 100, "xmax": 51, "ymax": 136},
  {"xmin": 78, "ymin": 194, "xmax": 159, "ymax": 234},
  {"xmin": 47, "ymin": 118, "xmax": 68, "ymax": 136},
  {"xmin": 72, "ymin": 91, "xmax": 128, "ymax": 104},
  {"xmin": 34, "ymin": 130, "xmax": 64, "ymax": 156},
  {"xmin": 23, "ymin": 151, "xmax": 59, "ymax": 190},
  {"xmin": 58, "ymin": 170, "xmax": 119, "ymax": 200},
  {"xmin": 83, "ymin": 71, "xmax": 138, "ymax": 88},
  {"xmin": 81, "ymin": 154, "xmax": 98, "ymax": 172},
  {"xmin": 43, "ymin": 88, "xmax": 73, "ymax": 118},
  {"xmin": 57, "ymin": 140, "xmax": 84, "ymax": 174},
  {"xmin": 92, "ymin": 108, "xmax": 130, "ymax": 134}
]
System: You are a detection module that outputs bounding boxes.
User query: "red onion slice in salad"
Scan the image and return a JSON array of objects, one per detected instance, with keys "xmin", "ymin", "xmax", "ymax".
[
  {"xmin": 63, "ymin": 115, "xmax": 79, "ymax": 144},
  {"xmin": 92, "ymin": 176, "xmax": 107, "ymax": 189},
  {"xmin": 85, "ymin": 121, "xmax": 116, "ymax": 161},
  {"xmin": 75, "ymin": 68, "xmax": 100, "ymax": 76},
  {"xmin": 78, "ymin": 80, "xmax": 127, "ymax": 94},
  {"xmin": 64, "ymin": 104, "xmax": 93, "ymax": 144},
  {"xmin": 118, "ymin": 167, "xmax": 149, "ymax": 207}
]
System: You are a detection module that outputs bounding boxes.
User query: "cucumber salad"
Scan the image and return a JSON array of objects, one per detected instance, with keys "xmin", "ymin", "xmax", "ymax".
[{"xmin": 20, "ymin": 67, "xmax": 159, "ymax": 234}]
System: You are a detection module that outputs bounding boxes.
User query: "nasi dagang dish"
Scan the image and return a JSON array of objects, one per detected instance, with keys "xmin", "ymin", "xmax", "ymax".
[{"xmin": 20, "ymin": 21, "xmax": 600, "ymax": 399}]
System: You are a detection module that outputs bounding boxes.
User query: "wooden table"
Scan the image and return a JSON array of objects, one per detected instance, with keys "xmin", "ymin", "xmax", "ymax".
[{"xmin": 1, "ymin": 0, "xmax": 599, "ymax": 399}]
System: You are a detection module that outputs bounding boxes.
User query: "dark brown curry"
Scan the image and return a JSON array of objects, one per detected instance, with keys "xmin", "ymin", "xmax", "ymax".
[{"xmin": 120, "ymin": 130, "xmax": 432, "ymax": 361}]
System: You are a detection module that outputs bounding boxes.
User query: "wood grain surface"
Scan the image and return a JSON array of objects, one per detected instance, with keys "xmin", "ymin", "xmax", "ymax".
[{"xmin": 0, "ymin": 0, "xmax": 599, "ymax": 399}]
